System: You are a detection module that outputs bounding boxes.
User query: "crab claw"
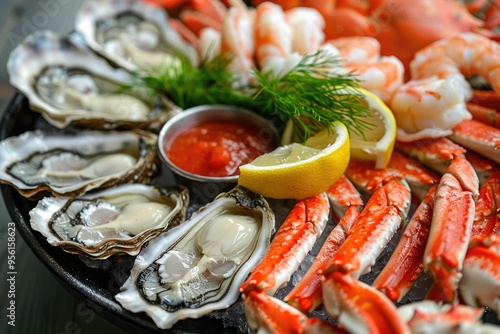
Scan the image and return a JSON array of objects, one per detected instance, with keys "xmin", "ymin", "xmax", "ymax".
[{"xmin": 322, "ymin": 271, "xmax": 411, "ymax": 334}]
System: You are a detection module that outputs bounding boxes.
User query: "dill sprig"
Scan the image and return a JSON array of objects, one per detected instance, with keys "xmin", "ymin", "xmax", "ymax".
[
  {"xmin": 136, "ymin": 54, "xmax": 259, "ymax": 110},
  {"xmin": 254, "ymin": 51, "xmax": 373, "ymax": 140},
  {"xmin": 131, "ymin": 50, "xmax": 372, "ymax": 142}
]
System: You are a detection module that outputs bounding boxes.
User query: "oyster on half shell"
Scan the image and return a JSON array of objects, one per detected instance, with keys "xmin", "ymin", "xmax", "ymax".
[
  {"xmin": 0, "ymin": 129, "xmax": 159, "ymax": 199},
  {"xmin": 75, "ymin": 0, "xmax": 199, "ymax": 71},
  {"xmin": 29, "ymin": 184, "xmax": 189, "ymax": 259},
  {"xmin": 7, "ymin": 30, "xmax": 180, "ymax": 131},
  {"xmin": 115, "ymin": 186, "xmax": 275, "ymax": 329}
]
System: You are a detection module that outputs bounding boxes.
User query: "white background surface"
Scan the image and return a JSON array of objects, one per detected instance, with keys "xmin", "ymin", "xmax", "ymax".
[{"xmin": 0, "ymin": 1, "xmax": 128, "ymax": 333}]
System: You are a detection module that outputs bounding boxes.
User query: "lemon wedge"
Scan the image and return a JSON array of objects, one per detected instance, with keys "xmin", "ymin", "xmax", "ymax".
[
  {"xmin": 238, "ymin": 121, "xmax": 350, "ymax": 199},
  {"xmin": 349, "ymin": 88, "xmax": 396, "ymax": 169}
]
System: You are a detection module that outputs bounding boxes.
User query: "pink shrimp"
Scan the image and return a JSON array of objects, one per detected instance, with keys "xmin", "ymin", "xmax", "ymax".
[
  {"xmin": 410, "ymin": 33, "xmax": 500, "ymax": 101},
  {"xmin": 220, "ymin": 4, "xmax": 256, "ymax": 86},
  {"xmin": 390, "ymin": 77, "xmax": 472, "ymax": 142},
  {"xmin": 254, "ymin": 2, "xmax": 293, "ymax": 72},
  {"xmin": 284, "ymin": 7, "xmax": 325, "ymax": 55},
  {"xmin": 323, "ymin": 36, "xmax": 404, "ymax": 103},
  {"xmin": 345, "ymin": 56, "xmax": 404, "ymax": 103},
  {"xmin": 324, "ymin": 36, "xmax": 380, "ymax": 65},
  {"xmin": 199, "ymin": 27, "xmax": 221, "ymax": 61}
]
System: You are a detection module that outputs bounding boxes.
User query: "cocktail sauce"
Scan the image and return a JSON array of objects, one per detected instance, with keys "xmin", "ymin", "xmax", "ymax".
[{"xmin": 165, "ymin": 120, "xmax": 275, "ymax": 177}]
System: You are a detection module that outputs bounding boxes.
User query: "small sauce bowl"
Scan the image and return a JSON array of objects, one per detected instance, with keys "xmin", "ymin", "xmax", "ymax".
[{"xmin": 158, "ymin": 105, "xmax": 279, "ymax": 184}]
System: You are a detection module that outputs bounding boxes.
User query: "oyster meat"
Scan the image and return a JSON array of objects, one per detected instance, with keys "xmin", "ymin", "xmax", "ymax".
[
  {"xmin": 115, "ymin": 186, "xmax": 275, "ymax": 329},
  {"xmin": 75, "ymin": 0, "xmax": 199, "ymax": 72},
  {"xmin": 0, "ymin": 129, "xmax": 159, "ymax": 199},
  {"xmin": 7, "ymin": 30, "xmax": 179, "ymax": 131},
  {"xmin": 29, "ymin": 184, "xmax": 189, "ymax": 259}
]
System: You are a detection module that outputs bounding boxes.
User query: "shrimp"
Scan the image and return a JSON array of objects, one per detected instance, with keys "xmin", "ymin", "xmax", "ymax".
[
  {"xmin": 390, "ymin": 77, "xmax": 472, "ymax": 142},
  {"xmin": 284, "ymin": 7, "xmax": 325, "ymax": 55},
  {"xmin": 345, "ymin": 56, "xmax": 404, "ymax": 103},
  {"xmin": 324, "ymin": 36, "xmax": 380, "ymax": 65},
  {"xmin": 199, "ymin": 27, "xmax": 221, "ymax": 61},
  {"xmin": 410, "ymin": 33, "xmax": 500, "ymax": 101},
  {"xmin": 220, "ymin": 5, "xmax": 256, "ymax": 86},
  {"xmin": 322, "ymin": 36, "xmax": 404, "ymax": 103},
  {"xmin": 254, "ymin": 2, "xmax": 293, "ymax": 71}
]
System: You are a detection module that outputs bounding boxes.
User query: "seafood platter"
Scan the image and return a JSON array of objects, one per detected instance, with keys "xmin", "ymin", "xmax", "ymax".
[{"xmin": 2, "ymin": 0, "xmax": 500, "ymax": 333}]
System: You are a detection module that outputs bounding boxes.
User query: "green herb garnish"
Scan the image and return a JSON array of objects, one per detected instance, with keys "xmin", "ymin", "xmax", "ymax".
[
  {"xmin": 254, "ymin": 51, "xmax": 372, "ymax": 140},
  {"xmin": 128, "ymin": 49, "xmax": 372, "ymax": 142}
]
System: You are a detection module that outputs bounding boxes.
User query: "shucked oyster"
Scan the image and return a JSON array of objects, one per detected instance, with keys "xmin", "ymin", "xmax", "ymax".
[
  {"xmin": 75, "ymin": 0, "xmax": 199, "ymax": 72},
  {"xmin": 0, "ymin": 130, "xmax": 159, "ymax": 199},
  {"xmin": 115, "ymin": 186, "xmax": 275, "ymax": 329},
  {"xmin": 29, "ymin": 184, "xmax": 189, "ymax": 259},
  {"xmin": 7, "ymin": 30, "xmax": 179, "ymax": 131}
]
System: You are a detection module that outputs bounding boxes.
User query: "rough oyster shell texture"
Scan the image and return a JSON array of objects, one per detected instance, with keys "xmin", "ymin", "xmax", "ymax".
[
  {"xmin": 75, "ymin": 0, "xmax": 199, "ymax": 71},
  {"xmin": 115, "ymin": 186, "xmax": 275, "ymax": 329},
  {"xmin": 7, "ymin": 30, "xmax": 180, "ymax": 131},
  {"xmin": 29, "ymin": 184, "xmax": 189, "ymax": 259},
  {"xmin": 0, "ymin": 129, "xmax": 159, "ymax": 199}
]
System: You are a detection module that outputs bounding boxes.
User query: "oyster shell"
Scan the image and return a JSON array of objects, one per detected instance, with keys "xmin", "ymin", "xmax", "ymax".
[
  {"xmin": 29, "ymin": 184, "xmax": 189, "ymax": 259},
  {"xmin": 75, "ymin": 0, "xmax": 199, "ymax": 71},
  {"xmin": 115, "ymin": 186, "xmax": 275, "ymax": 329},
  {"xmin": 0, "ymin": 129, "xmax": 159, "ymax": 199},
  {"xmin": 7, "ymin": 30, "xmax": 179, "ymax": 131}
]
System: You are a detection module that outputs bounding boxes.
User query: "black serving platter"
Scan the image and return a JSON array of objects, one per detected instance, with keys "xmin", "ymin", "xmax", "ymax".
[
  {"xmin": 3, "ymin": 93, "xmax": 500, "ymax": 332},
  {"xmin": 0, "ymin": 93, "xmax": 248, "ymax": 334}
]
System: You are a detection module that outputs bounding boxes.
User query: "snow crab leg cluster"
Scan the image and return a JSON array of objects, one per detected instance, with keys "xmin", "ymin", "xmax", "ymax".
[{"xmin": 238, "ymin": 143, "xmax": 499, "ymax": 333}]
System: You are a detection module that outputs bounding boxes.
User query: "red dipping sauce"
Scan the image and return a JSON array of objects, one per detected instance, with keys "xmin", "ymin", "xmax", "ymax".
[{"xmin": 165, "ymin": 120, "xmax": 276, "ymax": 177}]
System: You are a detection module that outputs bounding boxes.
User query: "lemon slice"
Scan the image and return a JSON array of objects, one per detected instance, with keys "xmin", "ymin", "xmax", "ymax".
[
  {"xmin": 238, "ymin": 121, "xmax": 350, "ymax": 199},
  {"xmin": 350, "ymin": 88, "xmax": 396, "ymax": 169}
]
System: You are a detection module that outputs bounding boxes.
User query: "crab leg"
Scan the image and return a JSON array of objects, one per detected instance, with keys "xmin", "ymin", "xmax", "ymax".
[
  {"xmin": 284, "ymin": 176, "xmax": 363, "ymax": 314},
  {"xmin": 322, "ymin": 271, "xmax": 411, "ymax": 334},
  {"xmin": 386, "ymin": 150, "xmax": 440, "ymax": 203},
  {"xmin": 459, "ymin": 235, "xmax": 500, "ymax": 314},
  {"xmin": 327, "ymin": 175, "xmax": 364, "ymax": 220},
  {"xmin": 470, "ymin": 160, "xmax": 500, "ymax": 237},
  {"xmin": 395, "ymin": 137, "xmax": 466, "ymax": 175},
  {"xmin": 470, "ymin": 90, "xmax": 500, "ymax": 111},
  {"xmin": 423, "ymin": 155, "xmax": 499, "ymax": 303},
  {"xmin": 242, "ymin": 290, "xmax": 345, "ymax": 334},
  {"xmin": 336, "ymin": 154, "xmax": 437, "ymax": 303},
  {"xmin": 346, "ymin": 150, "xmax": 439, "ymax": 203},
  {"xmin": 458, "ymin": 156, "xmax": 500, "ymax": 311},
  {"xmin": 323, "ymin": 176, "xmax": 411, "ymax": 279},
  {"xmin": 449, "ymin": 119, "xmax": 500, "ymax": 164},
  {"xmin": 419, "ymin": 147, "xmax": 500, "ymax": 322},
  {"xmin": 467, "ymin": 102, "xmax": 500, "ymax": 128},
  {"xmin": 373, "ymin": 184, "xmax": 437, "ymax": 303},
  {"xmin": 392, "ymin": 139, "xmax": 482, "ymax": 302},
  {"xmin": 239, "ymin": 193, "xmax": 330, "ymax": 296},
  {"xmin": 468, "ymin": 89, "xmax": 500, "ymax": 128},
  {"xmin": 423, "ymin": 155, "xmax": 479, "ymax": 303},
  {"xmin": 343, "ymin": 157, "xmax": 401, "ymax": 194},
  {"xmin": 465, "ymin": 151, "xmax": 495, "ymax": 185}
]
